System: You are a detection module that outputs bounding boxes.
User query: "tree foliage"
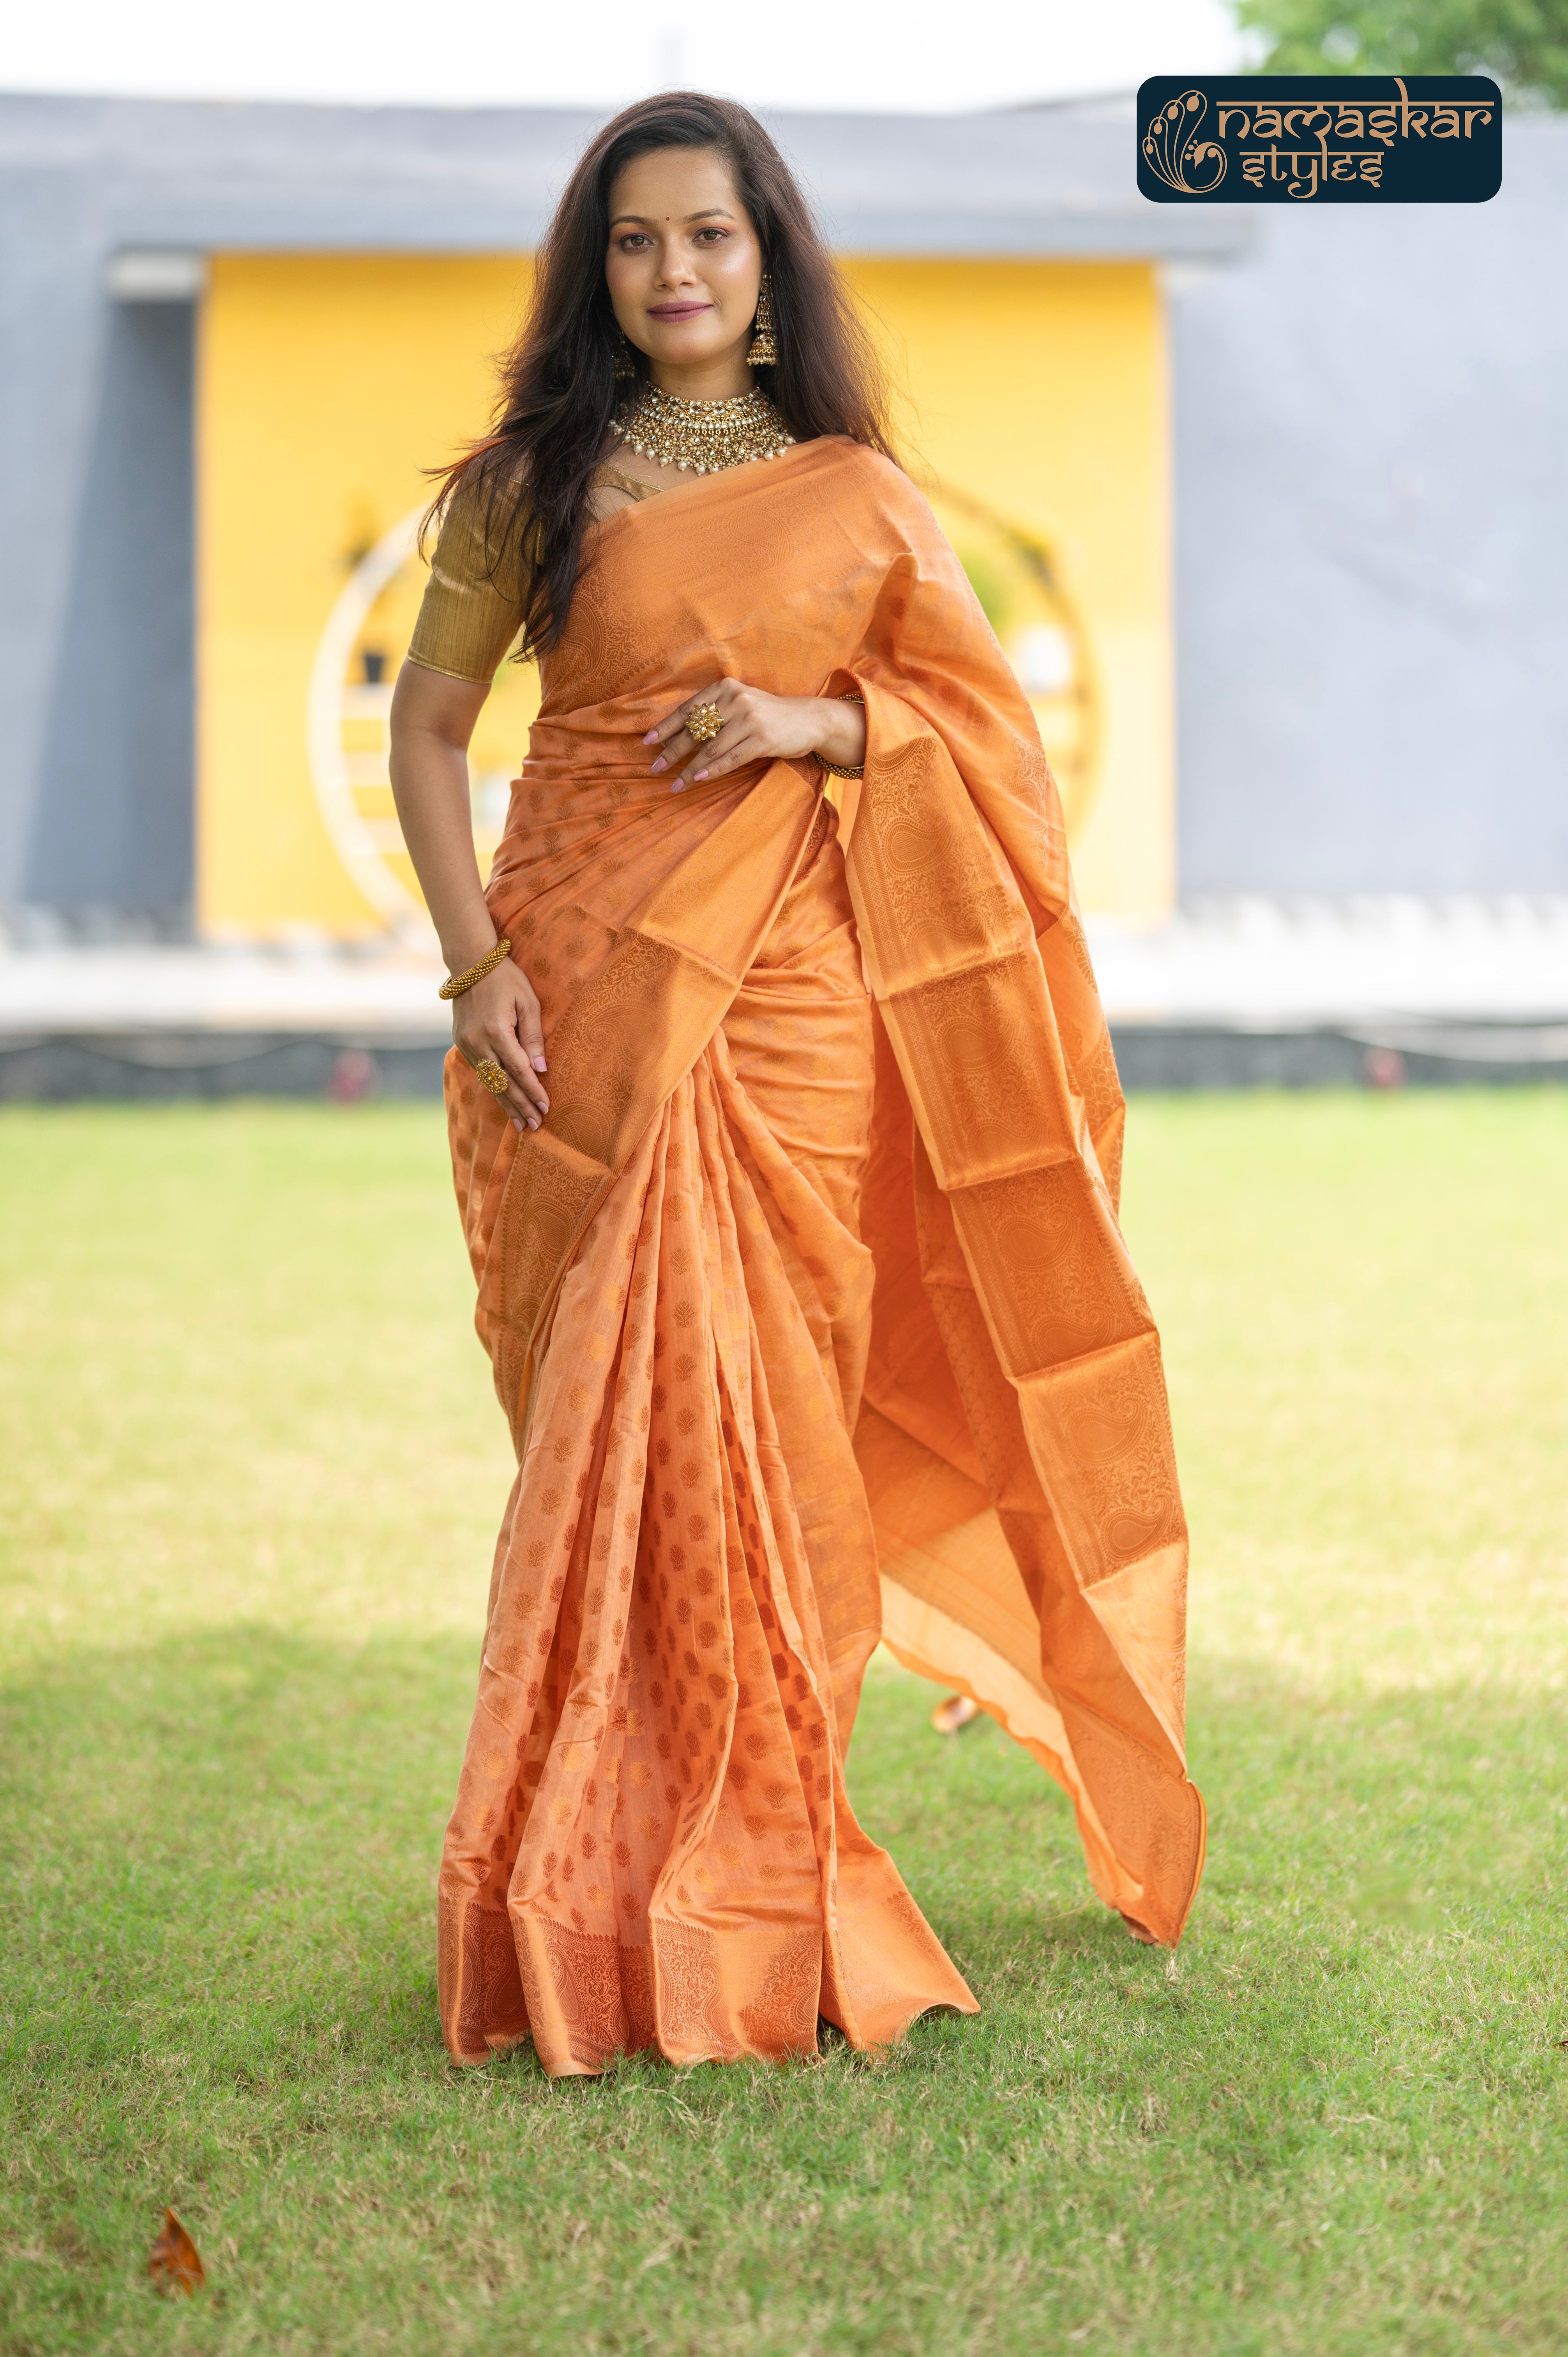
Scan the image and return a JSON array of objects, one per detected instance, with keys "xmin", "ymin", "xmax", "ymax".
[{"xmin": 1234, "ymin": 0, "xmax": 1568, "ymax": 102}]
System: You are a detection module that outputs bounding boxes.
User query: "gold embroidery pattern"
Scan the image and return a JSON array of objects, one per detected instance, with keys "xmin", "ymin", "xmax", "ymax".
[
  {"xmin": 441, "ymin": 967, "xmax": 975, "ymax": 2073},
  {"xmin": 956, "ymin": 1160, "xmax": 1150, "ymax": 1376},
  {"xmin": 433, "ymin": 436, "xmax": 1202, "ymax": 2056},
  {"xmin": 654, "ymin": 1922, "xmax": 732, "ymax": 2062},
  {"xmin": 738, "ymin": 1931, "xmax": 823, "ymax": 2053}
]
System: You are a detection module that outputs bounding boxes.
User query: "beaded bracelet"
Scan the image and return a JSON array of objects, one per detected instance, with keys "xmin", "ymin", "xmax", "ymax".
[
  {"xmin": 438, "ymin": 936, "xmax": 512, "ymax": 1001},
  {"xmin": 819, "ymin": 691, "xmax": 865, "ymax": 782}
]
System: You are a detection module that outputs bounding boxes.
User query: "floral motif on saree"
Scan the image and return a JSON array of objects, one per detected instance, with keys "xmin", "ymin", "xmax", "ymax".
[{"xmin": 433, "ymin": 438, "xmax": 1204, "ymax": 2075}]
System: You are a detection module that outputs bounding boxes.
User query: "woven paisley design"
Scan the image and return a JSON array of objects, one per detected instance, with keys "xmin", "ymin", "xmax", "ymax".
[{"xmin": 432, "ymin": 440, "xmax": 1202, "ymax": 2073}]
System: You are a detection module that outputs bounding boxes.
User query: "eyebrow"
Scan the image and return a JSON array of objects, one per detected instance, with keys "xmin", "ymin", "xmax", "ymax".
[{"xmin": 608, "ymin": 208, "xmax": 736, "ymax": 229}]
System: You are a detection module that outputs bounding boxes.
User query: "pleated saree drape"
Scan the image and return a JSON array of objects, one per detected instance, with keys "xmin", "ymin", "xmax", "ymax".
[{"xmin": 436, "ymin": 438, "xmax": 1204, "ymax": 2075}]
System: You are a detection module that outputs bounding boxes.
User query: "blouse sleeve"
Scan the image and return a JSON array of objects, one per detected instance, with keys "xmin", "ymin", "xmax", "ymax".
[{"xmin": 406, "ymin": 479, "xmax": 526, "ymax": 686}]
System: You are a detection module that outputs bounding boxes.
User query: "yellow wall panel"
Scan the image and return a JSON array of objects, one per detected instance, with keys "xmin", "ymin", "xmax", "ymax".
[
  {"xmin": 198, "ymin": 253, "xmax": 532, "ymax": 936},
  {"xmin": 198, "ymin": 251, "xmax": 1170, "ymax": 936},
  {"xmin": 845, "ymin": 258, "xmax": 1172, "ymax": 919}
]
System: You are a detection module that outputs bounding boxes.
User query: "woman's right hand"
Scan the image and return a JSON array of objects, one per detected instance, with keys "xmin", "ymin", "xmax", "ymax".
[
  {"xmin": 385, "ymin": 661, "xmax": 549, "ymax": 1133},
  {"xmin": 452, "ymin": 957, "xmax": 550, "ymax": 1132}
]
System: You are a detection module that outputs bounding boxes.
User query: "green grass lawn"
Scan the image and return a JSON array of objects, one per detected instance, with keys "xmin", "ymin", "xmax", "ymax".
[{"xmin": 2, "ymin": 1091, "xmax": 1565, "ymax": 2356}]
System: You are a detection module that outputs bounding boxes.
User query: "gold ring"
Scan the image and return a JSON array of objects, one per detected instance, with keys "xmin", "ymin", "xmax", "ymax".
[
  {"xmin": 473, "ymin": 1057, "xmax": 509, "ymax": 1098},
  {"xmin": 686, "ymin": 700, "xmax": 722, "ymax": 747}
]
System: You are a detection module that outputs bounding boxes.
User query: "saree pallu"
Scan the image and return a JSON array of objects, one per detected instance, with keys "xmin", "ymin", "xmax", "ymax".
[{"xmin": 438, "ymin": 438, "xmax": 1204, "ymax": 2075}]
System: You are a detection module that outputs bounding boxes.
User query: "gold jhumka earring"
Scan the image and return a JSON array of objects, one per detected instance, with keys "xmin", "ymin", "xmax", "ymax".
[
  {"xmin": 613, "ymin": 327, "xmax": 637, "ymax": 383},
  {"xmin": 747, "ymin": 271, "xmax": 778, "ymax": 366}
]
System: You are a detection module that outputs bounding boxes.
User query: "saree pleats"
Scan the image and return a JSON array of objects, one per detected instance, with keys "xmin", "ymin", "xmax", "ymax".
[
  {"xmin": 440, "ymin": 809, "xmax": 976, "ymax": 2073},
  {"xmin": 437, "ymin": 437, "xmax": 1203, "ymax": 2072}
]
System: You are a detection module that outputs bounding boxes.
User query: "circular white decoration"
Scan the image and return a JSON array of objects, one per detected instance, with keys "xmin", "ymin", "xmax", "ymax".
[{"xmin": 305, "ymin": 507, "xmax": 434, "ymax": 942}]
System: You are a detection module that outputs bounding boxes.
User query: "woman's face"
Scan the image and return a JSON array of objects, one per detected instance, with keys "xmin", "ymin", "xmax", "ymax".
[{"xmin": 605, "ymin": 146, "xmax": 763, "ymax": 384}]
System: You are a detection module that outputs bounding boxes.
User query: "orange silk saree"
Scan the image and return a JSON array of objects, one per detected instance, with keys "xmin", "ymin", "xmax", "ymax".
[{"xmin": 438, "ymin": 436, "xmax": 1204, "ymax": 2075}]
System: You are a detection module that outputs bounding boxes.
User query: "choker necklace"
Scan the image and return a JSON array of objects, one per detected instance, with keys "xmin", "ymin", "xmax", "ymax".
[{"xmin": 614, "ymin": 382, "xmax": 795, "ymax": 476}]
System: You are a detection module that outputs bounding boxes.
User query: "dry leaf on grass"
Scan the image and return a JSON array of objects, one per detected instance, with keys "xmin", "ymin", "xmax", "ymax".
[{"xmin": 149, "ymin": 2209, "xmax": 205, "ymax": 2297}]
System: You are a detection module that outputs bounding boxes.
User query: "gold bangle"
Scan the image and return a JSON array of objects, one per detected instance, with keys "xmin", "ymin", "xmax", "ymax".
[
  {"xmin": 438, "ymin": 936, "xmax": 512, "ymax": 1001},
  {"xmin": 819, "ymin": 690, "xmax": 865, "ymax": 781}
]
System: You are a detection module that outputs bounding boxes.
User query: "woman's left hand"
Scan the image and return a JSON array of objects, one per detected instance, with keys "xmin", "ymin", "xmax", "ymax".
[{"xmin": 645, "ymin": 678, "xmax": 864, "ymax": 792}]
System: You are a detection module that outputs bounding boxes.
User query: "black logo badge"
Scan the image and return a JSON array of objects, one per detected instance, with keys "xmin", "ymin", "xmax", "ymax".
[{"xmin": 1137, "ymin": 76, "xmax": 1500, "ymax": 203}]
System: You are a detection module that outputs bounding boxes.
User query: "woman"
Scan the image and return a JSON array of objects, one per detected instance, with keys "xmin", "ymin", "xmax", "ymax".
[{"xmin": 390, "ymin": 92, "xmax": 1204, "ymax": 2078}]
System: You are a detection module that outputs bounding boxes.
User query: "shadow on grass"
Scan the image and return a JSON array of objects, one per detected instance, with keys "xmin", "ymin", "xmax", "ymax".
[
  {"xmin": 4, "ymin": 1631, "xmax": 1568, "ymax": 2355},
  {"xmin": 2, "ymin": 1624, "xmax": 1563, "ymax": 2053}
]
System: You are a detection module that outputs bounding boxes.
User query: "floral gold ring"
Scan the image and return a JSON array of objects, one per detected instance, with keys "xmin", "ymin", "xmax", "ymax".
[
  {"xmin": 474, "ymin": 1057, "xmax": 509, "ymax": 1098},
  {"xmin": 686, "ymin": 701, "xmax": 723, "ymax": 748}
]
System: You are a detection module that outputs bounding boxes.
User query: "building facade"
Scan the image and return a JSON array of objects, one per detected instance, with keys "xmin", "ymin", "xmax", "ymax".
[{"xmin": 1, "ymin": 92, "xmax": 1564, "ymax": 949}]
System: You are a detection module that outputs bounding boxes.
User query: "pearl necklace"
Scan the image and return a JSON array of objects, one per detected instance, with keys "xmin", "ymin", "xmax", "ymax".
[{"xmin": 613, "ymin": 383, "xmax": 795, "ymax": 476}]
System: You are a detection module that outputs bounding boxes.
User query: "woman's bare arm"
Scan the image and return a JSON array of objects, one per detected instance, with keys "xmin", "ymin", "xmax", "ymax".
[{"xmin": 388, "ymin": 660, "xmax": 548, "ymax": 1131}]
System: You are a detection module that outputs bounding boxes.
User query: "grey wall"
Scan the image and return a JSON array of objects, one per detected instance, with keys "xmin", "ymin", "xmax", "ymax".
[
  {"xmin": 2, "ymin": 91, "xmax": 1563, "ymax": 924},
  {"xmin": 25, "ymin": 298, "xmax": 194, "ymax": 922},
  {"xmin": 1170, "ymin": 115, "xmax": 1568, "ymax": 894},
  {"xmin": 0, "ymin": 92, "xmax": 1242, "ymax": 932}
]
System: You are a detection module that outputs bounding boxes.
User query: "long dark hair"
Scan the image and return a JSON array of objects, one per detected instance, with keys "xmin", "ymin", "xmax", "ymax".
[{"xmin": 424, "ymin": 92, "xmax": 896, "ymax": 657}]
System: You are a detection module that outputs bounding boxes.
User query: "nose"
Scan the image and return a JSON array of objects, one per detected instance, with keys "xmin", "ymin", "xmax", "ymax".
[{"xmin": 653, "ymin": 245, "xmax": 699, "ymax": 291}]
